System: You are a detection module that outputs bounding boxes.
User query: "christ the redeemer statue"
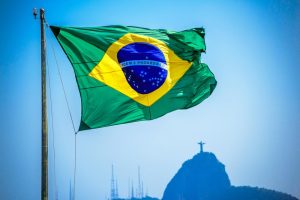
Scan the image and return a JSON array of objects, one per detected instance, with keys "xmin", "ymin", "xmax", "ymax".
[{"xmin": 198, "ymin": 141, "xmax": 205, "ymax": 153}]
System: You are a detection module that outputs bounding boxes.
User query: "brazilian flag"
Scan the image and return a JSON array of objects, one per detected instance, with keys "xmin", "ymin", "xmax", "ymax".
[{"xmin": 50, "ymin": 25, "xmax": 217, "ymax": 131}]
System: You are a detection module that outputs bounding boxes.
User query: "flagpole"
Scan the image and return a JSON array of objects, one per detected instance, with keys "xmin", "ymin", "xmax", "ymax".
[{"xmin": 40, "ymin": 8, "xmax": 48, "ymax": 200}]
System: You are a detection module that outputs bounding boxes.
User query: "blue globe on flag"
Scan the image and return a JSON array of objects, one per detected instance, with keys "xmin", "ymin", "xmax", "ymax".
[{"xmin": 117, "ymin": 42, "xmax": 168, "ymax": 94}]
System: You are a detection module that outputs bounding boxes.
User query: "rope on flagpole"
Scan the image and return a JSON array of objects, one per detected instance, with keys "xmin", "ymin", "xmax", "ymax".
[
  {"xmin": 46, "ymin": 43, "xmax": 59, "ymax": 200},
  {"xmin": 46, "ymin": 24, "xmax": 78, "ymax": 200},
  {"xmin": 73, "ymin": 133, "xmax": 78, "ymax": 200},
  {"xmin": 46, "ymin": 24, "xmax": 77, "ymax": 134}
]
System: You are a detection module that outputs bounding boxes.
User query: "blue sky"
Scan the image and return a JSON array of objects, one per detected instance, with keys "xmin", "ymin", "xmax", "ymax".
[{"xmin": 0, "ymin": 0, "xmax": 300, "ymax": 200}]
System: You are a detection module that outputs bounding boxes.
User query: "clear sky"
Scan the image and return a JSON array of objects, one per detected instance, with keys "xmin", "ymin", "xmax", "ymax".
[{"xmin": 0, "ymin": 0, "xmax": 300, "ymax": 200}]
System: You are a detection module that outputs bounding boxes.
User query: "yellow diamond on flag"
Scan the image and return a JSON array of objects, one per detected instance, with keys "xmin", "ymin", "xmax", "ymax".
[{"xmin": 89, "ymin": 33, "xmax": 192, "ymax": 106}]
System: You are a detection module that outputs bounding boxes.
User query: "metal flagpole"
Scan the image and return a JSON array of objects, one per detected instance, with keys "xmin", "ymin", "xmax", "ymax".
[
  {"xmin": 41, "ymin": 8, "xmax": 48, "ymax": 200},
  {"xmin": 35, "ymin": 7, "xmax": 48, "ymax": 200}
]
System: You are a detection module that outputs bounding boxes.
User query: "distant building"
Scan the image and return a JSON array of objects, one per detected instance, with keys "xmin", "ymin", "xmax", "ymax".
[
  {"xmin": 109, "ymin": 166, "xmax": 159, "ymax": 200},
  {"xmin": 112, "ymin": 197, "xmax": 159, "ymax": 200},
  {"xmin": 110, "ymin": 165, "xmax": 119, "ymax": 199}
]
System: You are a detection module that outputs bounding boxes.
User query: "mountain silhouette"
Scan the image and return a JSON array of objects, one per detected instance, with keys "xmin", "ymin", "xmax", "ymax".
[{"xmin": 162, "ymin": 151, "xmax": 298, "ymax": 200}]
